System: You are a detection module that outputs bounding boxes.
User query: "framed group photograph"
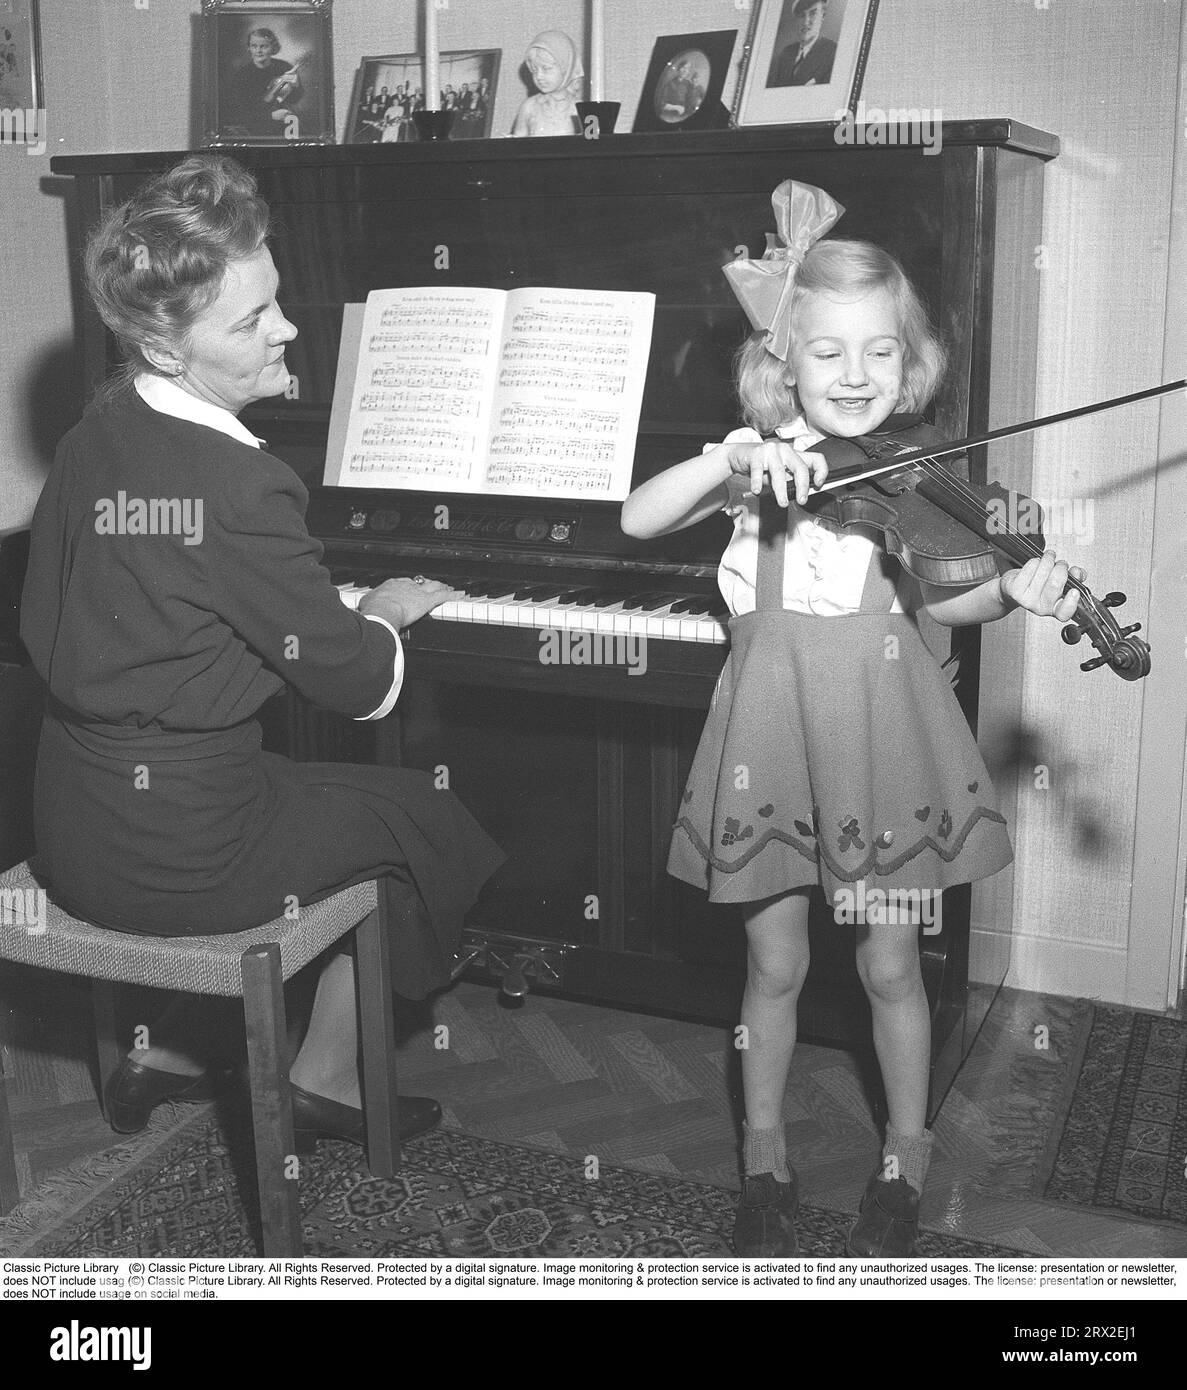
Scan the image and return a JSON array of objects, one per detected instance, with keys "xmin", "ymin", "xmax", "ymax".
[
  {"xmin": 345, "ymin": 50, "xmax": 501, "ymax": 145},
  {"xmin": 202, "ymin": 0, "xmax": 335, "ymax": 147},
  {"xmin": 632, "ymin": 30, "xmax": 736, "ymax": 134},
  {"xmin": 734, "ymin": 0, "xmax": 880, "ymax": 128},
  {"xmin": 0, "ymin": 0, "xmax": 43, "ymax": 140}
]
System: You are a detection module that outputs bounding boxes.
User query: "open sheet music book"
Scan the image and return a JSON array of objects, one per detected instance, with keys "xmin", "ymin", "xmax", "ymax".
[{"xmin": 324, "ymin": 286, "xmax": 656, "ymax": 500}]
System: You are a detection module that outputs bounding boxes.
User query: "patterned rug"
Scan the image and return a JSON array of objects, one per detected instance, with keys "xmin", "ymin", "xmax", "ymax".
[
  {"xmin": 1039, "ymin": 1006, "xmax": 1187, "ymax": 1225},
  {"xmin": 9, "ymin": 1111, "xmax": 1027, "ymax": 1259}
]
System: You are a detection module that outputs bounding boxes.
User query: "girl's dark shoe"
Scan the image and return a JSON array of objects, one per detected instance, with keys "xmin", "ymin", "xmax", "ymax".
[
  {"xmin": 732, "ymin": 1168, "xmax": 800, "ymax": 1256},
  {"xmin": 846, "ymin": 1173, "xmax": 920, "ymax": 1256},
  {"xmin": 104, "ymin": 1057, "xmax": 235, "ymax": 1135},
  {"xmin": 289, "ymin": 1083, "xmax": 441, "ymax": 1150}
]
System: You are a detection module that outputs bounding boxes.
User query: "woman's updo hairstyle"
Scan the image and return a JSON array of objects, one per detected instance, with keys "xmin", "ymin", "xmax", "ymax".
[{"xmin": 84, "ymin": 154, "xmax": 271, "ymax": 391}]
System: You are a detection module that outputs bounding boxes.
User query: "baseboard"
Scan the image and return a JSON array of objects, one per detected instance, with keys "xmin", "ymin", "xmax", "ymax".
[{"xmin": 971, "ymin": 927, "xmax": 1129, "ymax": 1003}]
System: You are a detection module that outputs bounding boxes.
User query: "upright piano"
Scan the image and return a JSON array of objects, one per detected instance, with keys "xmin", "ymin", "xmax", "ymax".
[{"xmin": 47, "ymin": 122, "xmax": 1057, "ymax": 1115}]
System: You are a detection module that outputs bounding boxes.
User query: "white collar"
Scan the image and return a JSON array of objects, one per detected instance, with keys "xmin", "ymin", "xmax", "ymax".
[
  {"xmin": 135, "ymin": 373, "xmax": 264, "ymax": 449},
  {"xmin": 773, "ymin": 415, "xmax": 823, "ymax": 446}
]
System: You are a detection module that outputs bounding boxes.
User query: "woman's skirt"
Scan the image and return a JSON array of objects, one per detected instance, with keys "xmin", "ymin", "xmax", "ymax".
[
  {"xmin": 32, "ymin": 712, "xmax": 505, "ymax": 1000},
  {"xmin": 667, "ymin": 608, "xmax": 1013, "ymax": 906}
]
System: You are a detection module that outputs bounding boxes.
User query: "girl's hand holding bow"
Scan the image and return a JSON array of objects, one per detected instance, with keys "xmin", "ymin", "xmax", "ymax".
[{"xmin": 726, "ymin": 438, "xmax": 829, "ymax": 508}]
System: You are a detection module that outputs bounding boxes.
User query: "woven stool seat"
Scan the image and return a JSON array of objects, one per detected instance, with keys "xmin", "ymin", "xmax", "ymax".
[
  {"xmin": 0, "ymin": 860, "xmax": 402, "ymax": 1253},
  {"xmin": 0, "ymin": 861, "xmax": 376, "ymax": 996}
]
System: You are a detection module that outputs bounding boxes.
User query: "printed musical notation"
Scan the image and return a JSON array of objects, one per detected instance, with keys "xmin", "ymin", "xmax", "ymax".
[
  {"xmin": 367, "ymin": 332, "xmax": 490, "ymax": 356},
  {"xmin": 489, "ymin": 434, "xmax": 618, "ymax": 466},
  {"xmin": 348, "ymin": 452, "xmax": 470, "ymax": 480},
  {"xmin": 500, "ymin": 337, "xmax": 631, "ymax": 368},
  {"xmin": 497, "ymin": 404, "xmax": 619, "ymax": 435},
  {"xmin": 485, "ymin": 461, "xmax": 613, "ymax": 492},
  {"xmin": 361, "ymin": 422, "xmax": 474, "ymax": 453},
  {"xmin": 510, "ymin": 308, "xmax": 634, "ymax": 338},
  {"xmin": 356, "ymin": 389, "xmax": 480, "ymax": 418},
  {"xmin": 498, "ymin": 365, "xmax": 627, "ymax": 395},
  {"xmin": 326, "ymin": 285, "xmax": 655, "ymax": 501}
]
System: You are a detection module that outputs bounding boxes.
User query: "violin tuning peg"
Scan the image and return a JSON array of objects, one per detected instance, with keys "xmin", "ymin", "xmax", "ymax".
[
  {"xmin": 1061, "ymin": 623, "xmax": 1084, "ymax": 646},
  {"xmin": 1080, "ymin": 655, "xmax": 1109, "ymax": 672},
  {"xmin": 1102, "ymin": 592, "xmax": 1126, "ymax": 608},
  {"xmin": 1120, "ymin": 623, "xmax": 1142, "ymax": 637}
]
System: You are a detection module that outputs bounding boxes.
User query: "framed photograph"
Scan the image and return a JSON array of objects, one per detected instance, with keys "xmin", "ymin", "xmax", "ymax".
[
  {"xmin": 345, "ymin": 49, "xmax": 501, "ymax": 144},
  {"xmin": 632, "ymin": 31, "xmax": 736, "ymax": 134},
  {"xmin": 0, "ymin": 0, "xmax": 43, "ymax": 143},
  {"xmin": 202, "ymin": 0, "xmax": 334, "ymax": 147},
  {"xmin": 734, "ymin": 0, "xmax": 880, "ymax": 128}
]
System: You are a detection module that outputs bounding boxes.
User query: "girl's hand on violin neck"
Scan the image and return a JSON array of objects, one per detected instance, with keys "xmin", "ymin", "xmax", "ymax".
[
  {"xmin": 998, "ymin": 551, "xmax": 1084, "ymax": 622},
  {"xmin": 729, "ymin": 438, "xmax": 828, "ymax": 508}
]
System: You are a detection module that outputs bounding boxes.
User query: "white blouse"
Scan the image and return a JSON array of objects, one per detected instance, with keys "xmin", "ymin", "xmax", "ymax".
[{"xmin": 711, "ymin": 418, "xmax": 910, "ymax": 618}]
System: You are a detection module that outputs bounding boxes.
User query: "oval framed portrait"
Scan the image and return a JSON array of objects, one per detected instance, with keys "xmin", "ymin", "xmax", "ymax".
[
  {"xmin": 653, "ymin": 48, "xmax": 710, "ymax": 125},
  {"xmin": 632, "ymin": 29, "xmax": 737, "ymax": 134}
]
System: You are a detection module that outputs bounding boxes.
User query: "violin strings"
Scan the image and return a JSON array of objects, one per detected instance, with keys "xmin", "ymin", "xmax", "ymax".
[{"xmin": 905, "ymin": 452, "xmax": 1050, "ymax": 563}]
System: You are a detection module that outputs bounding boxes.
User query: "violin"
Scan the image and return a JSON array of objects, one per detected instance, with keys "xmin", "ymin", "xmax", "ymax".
[{"xmin": 766, "ymin": 380, "xmax": 1184, "ymax": 682}]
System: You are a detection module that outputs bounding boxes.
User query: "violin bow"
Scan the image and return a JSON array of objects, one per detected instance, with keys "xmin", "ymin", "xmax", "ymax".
[{"xmin": 815, "ymin": 379, "xmax": 1187, "ymax": 492}]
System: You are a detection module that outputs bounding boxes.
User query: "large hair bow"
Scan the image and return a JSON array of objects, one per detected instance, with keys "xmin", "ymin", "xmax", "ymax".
[{"xmin": 723, "ymin": 180, "xmax": 845, "ymax": 362}]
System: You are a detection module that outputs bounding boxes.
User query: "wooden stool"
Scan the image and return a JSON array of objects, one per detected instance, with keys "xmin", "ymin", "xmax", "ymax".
[{"xmin": 0, "ymin": 861, "xmax": 404, "ymax": 1255}]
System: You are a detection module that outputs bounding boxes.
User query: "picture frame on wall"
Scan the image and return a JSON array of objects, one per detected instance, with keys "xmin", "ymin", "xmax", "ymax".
[
  {"xmin": 202, "ymin": 0, "xmax": 335, "ymax": 147},
  {"xmin": 0, "ymin": 0, "xmax": 44, "ymax": 144},
  {"xmin": 733, "ymin": 0, "xmax": 879, "ymax": 128},
  {"xmin": 632, "ymin": 31, "xmax": 737, "ymax": 134},
  {"xmin": 344, "ymin": 50, "xmax": 501, "ymax": 144}
]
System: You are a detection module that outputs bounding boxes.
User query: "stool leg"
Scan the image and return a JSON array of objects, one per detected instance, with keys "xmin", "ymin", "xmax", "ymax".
[
  {"xmin": 241, "ymin": 943, "xmax": 303, "ymax": 1257},
  {"xmin": 0, "ymin": 998, "xmax": 21, "ymax": 1214},
  {"xmin": 92, "ymin": 981, "xmax": 122, "ymax": 1121},
  {"xmin": 356, "ymin": 894, "xmax": 400, "ymax": 1178}
]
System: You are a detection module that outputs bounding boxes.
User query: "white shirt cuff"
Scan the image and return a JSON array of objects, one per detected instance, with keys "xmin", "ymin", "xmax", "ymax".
[{"xmin": 354, "ymin": 614, "xmax": 405, "ymax": 720}]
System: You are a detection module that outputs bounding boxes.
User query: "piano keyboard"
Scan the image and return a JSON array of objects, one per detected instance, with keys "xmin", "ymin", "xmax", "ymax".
[{"xmin": 333, "ymin": 576, "xmax": 730, "ymax": 644}]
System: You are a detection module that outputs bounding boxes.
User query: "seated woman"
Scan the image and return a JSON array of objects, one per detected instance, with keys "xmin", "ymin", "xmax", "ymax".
[{"xmin": 20, "ymin": 154, "xmax": 504, "ymax": 1145}]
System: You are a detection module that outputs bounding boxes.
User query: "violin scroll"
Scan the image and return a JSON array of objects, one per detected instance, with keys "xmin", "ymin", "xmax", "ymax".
[{"xmin": 1059, "ymin": 586, "xmax": 1151, "ymax": 681}]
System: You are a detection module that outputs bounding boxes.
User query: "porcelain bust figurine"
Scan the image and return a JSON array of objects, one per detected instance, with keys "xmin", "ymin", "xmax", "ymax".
[{"xmin": 511, "ymin": 30, "xmax": 583, "ymax": 136}]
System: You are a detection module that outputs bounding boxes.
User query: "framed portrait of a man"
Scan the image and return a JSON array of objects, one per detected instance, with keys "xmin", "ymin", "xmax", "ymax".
[
  {"xmin": 734, "ymin": 0, "xmax": 879, "ymax": 127},
  {"xmin": 202, "ymin": 0, "xmax": 334, "ymax": 147}
]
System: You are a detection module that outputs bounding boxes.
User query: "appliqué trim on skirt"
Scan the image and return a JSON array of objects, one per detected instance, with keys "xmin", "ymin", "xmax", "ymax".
[{"xmin": 671, "ymin": 801, "xmax": 1008, "ymax": 884}]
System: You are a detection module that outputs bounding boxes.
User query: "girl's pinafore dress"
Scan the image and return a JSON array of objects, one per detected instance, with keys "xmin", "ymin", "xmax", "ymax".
[{"xmin": 667, "ymin": 429, "xmax": 1014, "ymax": 906}]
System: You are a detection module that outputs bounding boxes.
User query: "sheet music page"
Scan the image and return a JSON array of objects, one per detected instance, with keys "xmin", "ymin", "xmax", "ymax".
[
  {"xmin": 331, "ymin": 286, "xmax": 506, "ymax": 493},
  {"xmin": 486, "ymin": 287, "xmax": 655, "ymax": 501}
]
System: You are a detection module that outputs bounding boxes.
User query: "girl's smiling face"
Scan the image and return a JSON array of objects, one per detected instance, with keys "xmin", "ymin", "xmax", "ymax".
[{"xmin": 787, "ymin": 287, "xmax": 904, "ymax": 437}]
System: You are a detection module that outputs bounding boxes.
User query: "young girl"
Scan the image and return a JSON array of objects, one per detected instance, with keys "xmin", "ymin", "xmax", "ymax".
[{"xmin": 621, "ymin": 181, "xmax": 1081, "ymax": 1257}]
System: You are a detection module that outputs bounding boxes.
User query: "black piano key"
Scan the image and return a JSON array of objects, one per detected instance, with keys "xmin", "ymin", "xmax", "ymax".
[
  {"xmin": 511, "ymin": 582, "xmax": 561, "ymax": 601},
  {"xmin": 591, "ymin": 591, "xmax": 625, "ymax": 608},
  {"xmin": 559, "ymin": 587, "xmax": 601, "ymax": 605},
  {"xmin": 671, "ymin": 595, "xmax": 714, "ymax": 615}
]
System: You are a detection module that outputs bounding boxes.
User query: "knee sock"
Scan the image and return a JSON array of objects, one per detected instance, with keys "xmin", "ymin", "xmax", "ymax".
[
  {"xmin": 743, "ymin": 1121, "xmax": 791, "ymax": 1183},
  {"xmin": 881, "ymin": 1126, "xmax": 934, "ymax": 1193}
]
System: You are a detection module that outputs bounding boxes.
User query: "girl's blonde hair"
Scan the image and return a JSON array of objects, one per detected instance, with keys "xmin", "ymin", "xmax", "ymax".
[{"xmin": 735, "ymin": 238, "xmax": 947, "ymax": 434}]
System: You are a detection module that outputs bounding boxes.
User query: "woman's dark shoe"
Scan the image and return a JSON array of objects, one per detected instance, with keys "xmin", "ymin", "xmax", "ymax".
[
  {"xmin": 104, "ymin": 1057, "xmax": 235, "ymax": 1135},
  {"xmin": 289, "ymin": 1083, "xmax": 442, "ymax": 1150},
  {"xmin": 846, "ymin": 1173, "xmax": 921, "ymax": 1256},
  {"xmin": 732, "ymin": 1168, "xmax": 800, "ymax": 1257}
]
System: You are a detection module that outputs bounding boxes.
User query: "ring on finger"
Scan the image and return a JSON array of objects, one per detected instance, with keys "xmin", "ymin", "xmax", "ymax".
[{"xmin": 412, "ymin": 574, "xmax": 427, "ymax": 585}]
